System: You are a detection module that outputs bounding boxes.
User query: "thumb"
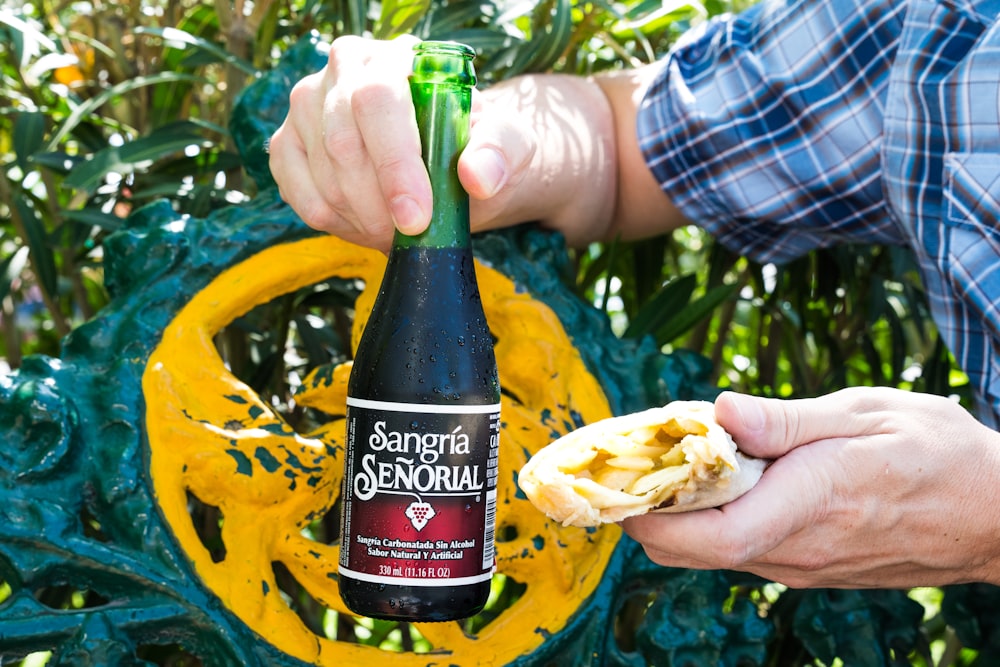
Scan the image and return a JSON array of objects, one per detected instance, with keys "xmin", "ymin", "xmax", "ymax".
[
  {"xmin": 459, "ymin": 102, "xmax": 536, "ymax": 202},
  {"xmin": 460, "ymin": 144, "xmax": 511, "ymax": 199},
  {"xmin": 714, "ymin": 391, "xmax": 854, "ymax": 459}
]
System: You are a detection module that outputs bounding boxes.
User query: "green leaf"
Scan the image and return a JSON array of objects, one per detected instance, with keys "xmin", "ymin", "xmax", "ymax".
[
  {"xmin": 432, "ymin": 29, "xmax": 520, "ymax": 56},
  {"xmin": 0, "ymin": 10, "xmax": 59, "ymax": 66},
  {"xmin": 859, "ymin": 331, "xmax": 887, "ymax": 385},
  {"xmin": 375, "ymin": 0, "xmax": 432, "ymax": 39},
  {"xmin": 12, "ymin": 197, "xmax": 58, "ymax": 299},
  {"xmin": 611, "ymin": 0, "xmax": 706, "ymax": 38},
  {"xmin": 509, "ymin": 0, "xmax": 573, "ymax": 74},
  {"xmin": 623, "ymin": 273, "xmax": 696, "ymax": 339},
  {"xmin": 653, "ymin": 282, "xmax": 739, "ymax": 344},
  {"xmin": 345, "ymin": 0, "xmax": 369, "ymax": 37},
  {"xmin": 629, "ymin": 235, "xmax": 669, "ymax": 306},
  {"xmin": 12, "ymin": 111, "xmax": 46, "ymax": 173},
  {"xmin": 29, "ymin": 151, "xmax": 85, "ymax": 175},
  {"xmin": 922, "ymin": 334, "xmax": 954, "ymax": 397},
  {"xmin": 884, "ymin": 303, "xmax": 906, "ymax": 383},
  {"xmin": 422, "ymin": 2, "xmax": 501, "ymax": 35},
  {"xmin": 65, "ymin": 28, "xmax": 119, "ymax": 63}
]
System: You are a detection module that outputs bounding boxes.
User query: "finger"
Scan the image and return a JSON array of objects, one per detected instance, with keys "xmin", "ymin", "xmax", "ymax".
[
  {"xmin": 269, "ymin": 71, "xmax": 334, "ymax": 223},
  {"xmin": 270, "ymin": 64, "xmax": 381, "ymax": 241},
  {"xmin": 269, "ymin": 123, "xmax": 335, "ymax": 225},
  {"xmin": 714, "ymin": 389, "xmax": 889, "ymax": 459},
  {"xmin": 272, "ymin": 81, "xmax": 393, "ymax": 250},
  {"xmin": 349, "ymin": 37, "xmax": 432, "ymax": 236},
  {"xmin": 270, "ymin": 131, "xmax": 389, "ymax": 250},
  {"xmin": 270, "ymin": 106, "xmax": 352, "ymax": 236},
  {"xmin": 621, "ymin": 444, "xmax": 831, "ymax": 570},
  {"xmin": 311, "ymin": 39, "xmax": 402, "ymax": 240}
]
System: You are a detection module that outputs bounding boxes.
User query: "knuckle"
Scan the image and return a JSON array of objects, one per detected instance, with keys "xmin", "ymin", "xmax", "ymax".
[
  {"xmin": 351, "ymin": 80, "xmax": 404, "ymax": 119},
  {"xmin": 358, "ymin": 216, "xmax": 394, "ymax": 239},
  {"xmin": 287, "ymin": 72, "xmax": 326, "ymax": 117},
  {"xmin": 294, "ymin": 198, "xmax": 337, "ymax": 230},
  {"xmin": 371, "ymin": 153, "xmax": 413, "ymax": 184},
  {"xmin": 714, "ymin": 541, "xmax": 752, "ymax": 571},
  {"xmin": 639, "ymin": 545, "xmax": 682, "ymax": 569},
  {"xmin": 323, "ymin": 127, "xmax": 367, "ymax": 165},
  {"xmin": 327, "ymin": 35, "xmax": 366, "ymax": 68},
  {"xmin": 706, "ymin": 526, "xmax": 761, "ymax": 570},
  {"xmin": 288, "ymin": 76, "xmax": 315, "ymax": 106}
]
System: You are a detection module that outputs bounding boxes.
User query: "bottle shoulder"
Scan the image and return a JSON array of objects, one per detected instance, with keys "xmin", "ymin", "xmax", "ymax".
[{"xmin": 350, "ymin": 245, "xmax": 499, "ymax": 404}]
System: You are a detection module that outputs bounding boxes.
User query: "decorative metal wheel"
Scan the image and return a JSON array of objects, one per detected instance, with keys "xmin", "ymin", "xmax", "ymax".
[{"xmin": 142, "ymin": 233, "xmax": 621, "ymax": 664}]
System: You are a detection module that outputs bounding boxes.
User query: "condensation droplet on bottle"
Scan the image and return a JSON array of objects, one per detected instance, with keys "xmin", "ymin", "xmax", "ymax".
[{"xmin": 456, "ymin": 336, "xmax": 465, "ymax": 346}]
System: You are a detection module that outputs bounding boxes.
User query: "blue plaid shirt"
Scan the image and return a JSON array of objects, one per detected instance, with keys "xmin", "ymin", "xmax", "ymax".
[{"xmin": 638, "ymin": 0, "xmax": 1000, "ymax": 426}]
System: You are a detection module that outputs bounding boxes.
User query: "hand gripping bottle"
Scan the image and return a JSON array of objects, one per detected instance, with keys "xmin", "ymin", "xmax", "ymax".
[{"xmin": 338, "ymin": 41, "xmax": 501, "ymax": 622}]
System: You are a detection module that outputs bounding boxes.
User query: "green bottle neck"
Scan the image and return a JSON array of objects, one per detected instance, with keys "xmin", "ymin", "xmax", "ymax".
[{"xmin": 392, "ymin": 42, "xmax": 475, "ymax": 251}]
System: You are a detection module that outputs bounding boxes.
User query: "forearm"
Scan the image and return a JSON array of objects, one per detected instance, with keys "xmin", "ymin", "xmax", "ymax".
[
  {"xmin": 964, "ymin": 431, "xmax": 1000, "ymax": 586},
  {"xmin": 591, "ymin": 66, "xmax": 689, "ymax": 243}
]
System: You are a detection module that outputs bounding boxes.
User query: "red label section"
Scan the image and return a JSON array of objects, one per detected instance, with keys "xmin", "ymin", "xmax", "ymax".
[{"xmin": 339, "ymin": 398, "xmax": 500, "ymax": 586}]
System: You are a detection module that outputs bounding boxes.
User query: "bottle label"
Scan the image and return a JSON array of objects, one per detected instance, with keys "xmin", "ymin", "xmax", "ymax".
[{"xmin": 339, "ymin": 397, "xmax": 500, "ymax": 586}]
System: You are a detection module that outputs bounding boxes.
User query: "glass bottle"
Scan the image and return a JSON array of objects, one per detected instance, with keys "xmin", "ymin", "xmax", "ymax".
[{"xmin": 338, "ymin": 41, "xmax": 501, "ymax": 622}]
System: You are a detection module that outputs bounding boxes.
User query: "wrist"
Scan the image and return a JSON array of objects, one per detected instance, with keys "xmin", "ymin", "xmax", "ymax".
[
  {"xmin": 975, "ymin": 444, "xmax": 1000, "ymax": 585},
  {"xmin": 956, "ymin": 420, "xmax": 1000, "ymax": 586}
]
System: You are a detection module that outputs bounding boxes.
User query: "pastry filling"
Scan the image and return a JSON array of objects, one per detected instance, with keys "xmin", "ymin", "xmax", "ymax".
[{"xmin": 560, "ymin": 417, "xmax": 730, "ymax": 509}]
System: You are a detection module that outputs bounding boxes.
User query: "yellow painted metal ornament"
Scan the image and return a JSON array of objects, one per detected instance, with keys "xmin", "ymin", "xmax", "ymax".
[{"xmin": 143, "ymin": 235, "xmax": 620, "ymax": 664}]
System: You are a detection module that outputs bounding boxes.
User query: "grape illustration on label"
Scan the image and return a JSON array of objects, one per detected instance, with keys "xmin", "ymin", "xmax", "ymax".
[{"xmin": 405, "ymin": 501, "xmax": 436, "ymax": 531}]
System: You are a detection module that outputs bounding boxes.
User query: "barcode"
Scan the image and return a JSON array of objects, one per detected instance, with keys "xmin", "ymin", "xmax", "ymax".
[{"xmin": 482, "ymin": 489, "xmax": 498, "ymax": 570}]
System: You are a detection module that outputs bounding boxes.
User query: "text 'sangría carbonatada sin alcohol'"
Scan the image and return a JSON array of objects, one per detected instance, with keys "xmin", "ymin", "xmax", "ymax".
[{"xmin": 338, "ymin": 41, "xmax": 501, "ymax": 622}]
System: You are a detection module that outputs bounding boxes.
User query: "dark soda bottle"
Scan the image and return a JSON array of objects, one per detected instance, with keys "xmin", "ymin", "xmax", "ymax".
[{"xmin": 338, "ymin": 41, "xmax": 501, "ymax": 622}]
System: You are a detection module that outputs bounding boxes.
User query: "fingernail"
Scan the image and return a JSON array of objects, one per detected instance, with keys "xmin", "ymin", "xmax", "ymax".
[
  {"xmin": 390, "ymin": 195, "xmax": 426, "ymax": 234},
  {"xmin": 468, "ymin": 147, "xmax": 506, "ymax": 197},
  {"xmin": 725, "ymin": 392, "xmax": 766, "ymax": 433}
]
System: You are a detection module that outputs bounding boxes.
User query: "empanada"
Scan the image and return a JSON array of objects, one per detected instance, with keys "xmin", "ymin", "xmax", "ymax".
[{"xmin": 518, "ymin": 401, "xmax": 766, "ymax": 527}]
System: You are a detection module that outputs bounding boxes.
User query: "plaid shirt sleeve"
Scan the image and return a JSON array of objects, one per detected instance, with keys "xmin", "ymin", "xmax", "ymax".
[{"xmin": 637, "ymin": 0, "xmax": 906, "ymax": 265}]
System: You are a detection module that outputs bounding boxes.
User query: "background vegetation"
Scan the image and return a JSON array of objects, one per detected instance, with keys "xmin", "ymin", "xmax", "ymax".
[{"xmin": 0, "ymin": 0, "xmax": 972, "ymax": 665}]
